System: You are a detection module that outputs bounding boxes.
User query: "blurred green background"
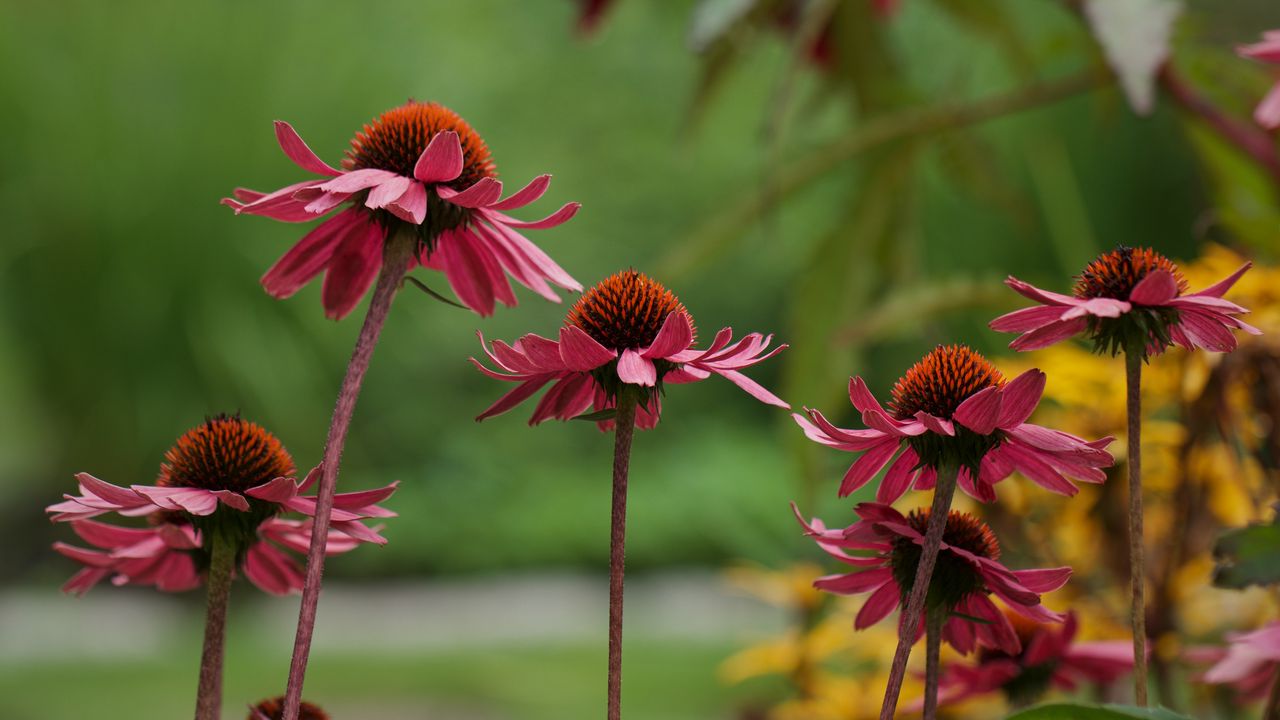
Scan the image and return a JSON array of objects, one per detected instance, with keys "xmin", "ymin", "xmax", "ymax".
[{"xmin": 1, "ymin": 0, "xmax": 1277, "ymax": 717}]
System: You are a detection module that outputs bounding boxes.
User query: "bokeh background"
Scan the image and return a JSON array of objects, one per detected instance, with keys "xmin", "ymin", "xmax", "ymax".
[{"xmin": 1, "ymin": 0, "xmax": 1278, "ymax": 718}]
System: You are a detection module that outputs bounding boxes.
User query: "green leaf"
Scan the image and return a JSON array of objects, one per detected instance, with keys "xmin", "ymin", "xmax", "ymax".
[
  {"xmin": 571, "ymin": 408, "xmax": 617, "ymax": 422},
  {"xmin": 404, "ymin": 276, "xmax": 467, "ymax": 309},
  {"xmin": 1213, "ymin": 505, "xmax": 1280, "ymax": 589},
  {"xmin": 1005, "ymin": 703, "xmax": 1197, "ymax": 720}
]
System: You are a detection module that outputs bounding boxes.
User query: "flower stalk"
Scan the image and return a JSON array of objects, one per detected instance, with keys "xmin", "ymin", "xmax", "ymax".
[
  {"xmin": 879, "ymin": 460, "xmax": 960, "ymax": 720},
  {"xmin": 923, "ymin": 604, "xmax": 945, "ymax": 719},
  {"xmin": 280, "ymin": 230, "xmax": 416, "ymax": 720},
  {"xmin": 1125, "ymin": 348, "xmax": 1148, "ymax": 706},
  {"xmin": 194, "ymin": 529, "xmax": 235, "ymax": 720},
  {"xmin": 607, "ymin": 390, "xmax": 639, "ymax": 720}
]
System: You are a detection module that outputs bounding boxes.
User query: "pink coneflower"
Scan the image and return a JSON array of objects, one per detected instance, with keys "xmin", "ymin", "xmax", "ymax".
[
  {"xmin": 224, "ymin": 101, "xmax": 580, "ymax": 319},
  {"xmin": 1195, "ymin": 622, "xmax": 1280, "ymax": 703},
  {"xmin": 45, "ymin": 416, "xmax": 395, "ymax": 720},
  {"xmin": 991, "ymin": 247, "xmax": 1258, "ymax": 707},
  {"xmin": 249, "ymin": 697, "xmax": 329, "ymax": 720},
  {"xmin": 1238, "ymin": 31, "xmax": 1280, "ymax": 129},
  {"xmin": 793, "ymin": 503, "xmax": 1069, "ymax": 657},
  {"xmin": 474, "ymin": 269, "xmax": 787, "ymax": 720},
  {"xmin": 933, "ymin": 610, "xmax": 1134, "ymax": 708},
  {"xmin": 991, "ymin": 246, "xmax": 1257, "ymax": 356},
  {"xmin": 473, "ymin": 269, "xmax": 789, "ymax": 429},
  {"xmin": 795, "ymin": 345, "xmax": 1114, "ymax": 504}
]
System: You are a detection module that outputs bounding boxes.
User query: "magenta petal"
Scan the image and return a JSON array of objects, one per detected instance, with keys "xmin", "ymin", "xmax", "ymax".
[
  {"xmin": 876, "ymin": 448, "xmax": 919, "ymax": 504},
  {"xmin": 320, "ymin": 220, "xmax": 383, "ymax": 320},
  {"xmin": 1004, "ymin": 276, "xmax": 1077, "ymax": 306},
  {"xmin": 1013, "ymin": 567, "xmax": 1073, "ymax": 593},
  {"xmin": 413, "ymin": 131, "xmax": 463, "ymax": 183},
  {"xmin": 319, "ymin": 168, "xmax": 399, "ymax": 194},
  {"xmin": 1009, "ymin": 317, "xmax": 1088, "ymax": 351},
  {"xmin": 385, "ymin": 181, "xmax": 427, "ymax": 225},
  {"xmin": 997, "ymin": 369, "xmax": 1046, "ymax": 428},
  {"xmin": 953, "ymin": 386, "xmax": 1002, "ymax": 435},
  {"xmin": 261, "ymin": 209, "xmax": 365, "ymax": 299},
  {"xmin": 643, "ymin": 312, "xmax": 695, "ymax": 359},
  {"xmin": 1179, "ymin": 309, "xmax": 1241, "ymax": 352},
  {"xmin": 245, "ymin": 476, "xmax": 299, "ymax": 504},
  {"xmin": 435, "ymin": 228, "xmax": 505, "ymax": 316},
  {"xmin": 838, "ymin": 439, "xmax": 901, "ymax": 497},
  {"xmin": 915, "ymin": 412, "xmax": 954, "ymax": 436},
  {"xmin": 1193, "ymin": 262, "xmax": 1253, "ymax": 298},
  {"xmin": 716, "ymin": 369, "xmax": 789, "ymax": 408},
  {"xmin": 439, "ymin": 177, "xmax": 503, "ymax": 208},
  {"xmin": 1129, "ymin": 270, "xmax": 1179, "ymax": 305},
  {"xmin": 476, "ymin": 375, "xmax": 556, "ymax": 421},
  {"xmin": 273, "ymin": 120, "xmax": 341, "ymax": 177},
  {"xmin": 492, "ymin": 174, "xmax": 550, "ymax": 210},
  {"xmin": 990, "ymin": 305, "xmax": 1069, "ymax": 333},
  {"xmin": 492, "ymin": 202, "xmax": 581, "ymax": 229},
  {"xmin": 75, "ymin": 473, "xmax": 149, "ymax": 508},
  {"xmin": 558, "ymin": 326, "xmax": 616, "ymax": 371},
  {"xmin": 617, "ymin": 349, "xmax": 657, "ymax": 386},
  {"xmin": 815, "ymin": 567, "xmax": 892, "ymax": 594},
  {"xmin": 365, "ymin": 176, "xmax": 412, "ymax": 210},
  {"xmin": 855, "ymin": 581, "xmax": 901, "ymax": 629}
]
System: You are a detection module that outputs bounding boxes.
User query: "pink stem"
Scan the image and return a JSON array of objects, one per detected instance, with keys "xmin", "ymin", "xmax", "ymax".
[
  {"xmin": 279, "ymin": 232, "xmax": 415, "ymax": 720},
  {"xmin": 194, "ymin": 530, "xmax": 234, "ymax": 720},
  {"xmin": 1160, "ymin": 65, "xmax": 1280, "ymax": 184},
  {"xmin": 923, "ymin": 605, "xmax": 944, "ymax": 718},
  {"xmin": 879, "ymin": 461, "xmax": 959, "ymax": 720},
  {"xmin": 1126, "ymin": 349, "xmax": 1149, "ymax": 706},
  {"xmin": 607, "ymin": 391, "xmax": 639, "ymax": 720}
]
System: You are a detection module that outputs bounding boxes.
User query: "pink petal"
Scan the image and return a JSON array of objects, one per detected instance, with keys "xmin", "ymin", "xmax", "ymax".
[
  {"xmin": 1014, "ymin": 567, "xmax": 1073, "ymax": 593},
  {"xmin": 478, "ymin": 218, "xmax": 581, "ymax": 291},
  {"xmin": 1178, "ymin": 308, "xmax": 1241, "ymax": 352},
  {"xmin": 642, "ymin": 312, "xmax": 694, "ymax": 359},
  {"xmin": 815, "ymin": 567, "xmax": 892, "ymax": 595},
  {"xmin": 364, "ymin": 176, "xmax": 412, "ymax": 210},
  {"xmin": 617, "ymin": 348, "xmax": 657, "ymax": 386},
  {"xmin": 492, "ymin": 174, "xmax": 550, "ymax": 211},
  {"xmin": 1004, "ymin": 276, "xmax": 1077, "ymax": 306},
  {"xmin": 244, "ymin": 542, "xmax": 301, "ymax": 596},
  {"xmin": 435, "ymin": 228, "xmax": 500, "ymax": 316},
  {"xmin": 76, "ymin": 473, "xmax": 150, "ymax": 509},
  {"xmin": 1009, "ymin": 317, "xmax": 1089, "ymax": 352},
  {"xmin": 245, "ymin": 476, "xmax": 299, "ymax": 504},
  {"xmin": 997, "ymin": 369, "xmax": 1046, "ymax": 428},
  {"xmin": 468, "ymin": 222, "xmax": 558, "ymax": 301},
  {"xmin": 1192, "ymin": 262, "xmax": 1253, "ymax": 298},
  {"xmin": 876, "ymin": 448, "xmax": 919, "ymax": 504},
  {"xmin": 953, "ymin": 386, "xmax": 1002, "ymax": 435},
  {"xmin": 385, "ymin": 181, "xmax": 427, "ymax": 225},
  {"xmin": 855, "ymin": 581, "xmax": 900, "ymax": 629},
  {"xmin": 838, "ymin": 438, "xmax": 901, "ymax": 497},
  {"xmin": 438, "ymin": 177, "xmax": 503, "ymax": 208},
  {"xmin": 558, "ymin": 326, "xmax": 616, "ymax": 371},
  {"xmin": 319, "ymin": 168, "xmax": 400, "ymax": 194},
  {"xmin": 999, "ymin": 441, "xmax": 1079, "ymax": 496},
  {"xmin": 274, "ymin": 120, "xmax": 341, "ymax": 177},
  {"xmin": 476, "ymin": 375, "xmax": 556, "ymax": 422},
  {"xmin": 1129, "ymin": 270, "xmax": 1179, "ymax": 305},
  {"xmin": 70, "ymin": 519, "xmax": 154, "ymax": 549},
  {"xmin": 226, "ymin": 179, "xmax": 326, "ymax": 222},
  {"xmin": 1255, "ymin": 82, "xmax": 1280, "ymax": 129},
  {"xmin": 915, "ymin": 412, "xmax": 954, "ymax": 436},
  {"xmin": 715, "ymin": 369, "xmax": 789, "ymax": 408},
  {"xmin": 320, "ymin": 220, "xmax": 383, "ymax": 320},
  {"xmin": 488, "ymin": 202, "xmax": 581, "ymax": 229},
  {"xmin": 413, "ymin": 131, "xmax": 463, "ymax": 183},
  {"xmin": 261, "ymin": 209, "xmax": 367, "ymax": 299},
  {"xmin": 990, "ymin": 305, "xmax": 1070, "ymax": 333}
]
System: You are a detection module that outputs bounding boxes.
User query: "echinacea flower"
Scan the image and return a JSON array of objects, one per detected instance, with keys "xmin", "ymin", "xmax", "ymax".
[
  {"xmin": 793, "ymin": 503, "xmax": 1070, "ymax": 656},
  {"xmin": 991, "ymin": 246, "xmax": 1258, "ymax": 357},
  {"xmin": 46, "ymin": 415, "xmax": 396, "ymax": 595},
  {"xmin": 933, "ymin": 610, "xmax": 1134, "ymax": 708},
  {"xmin": 224, "ymin": 101, "xmax": 581, "ymax": 319},
  {"xmin": 1193, "ymin": 621, "xmax": 1280, "ymax": 701},
  {"xmin": 1237, "ymin": 31, "xmax": 1280, "ymax": 129},
  {"xmin": 795, "ymin": 345, "xmax": 1114, "ymax": 503},
  {"xmin": 249, "ymin": 696, "xmax": 329, "ymax": 720},
  {"xmin": 472, "ymin": 269, "xmax": 789, "ymax": 429}
]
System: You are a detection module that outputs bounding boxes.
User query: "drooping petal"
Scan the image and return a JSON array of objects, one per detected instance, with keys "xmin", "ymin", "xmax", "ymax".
[
  {"xmin": 617, "ymin": 349, "xmax": 657, "ymax": 386},
  {"xmin": 435, "ymin": 228, "xmax": 499, "ymax": 316},
  {"xmin": 558, "ymin": 326, "xmax": 616, "ymax": 371},
  {"xmin": 642, "ymin": 312, "xmax": 695, "ymax": 359},
  {"xmin": 997, "ymin": 369, "xmax": 1046, "ymax": 428},
  {"xmin": 715, "ymin": 369, "xmax": 789, "ymax": 408},
  {"xmin": 476, "ymin": 375, "xmax": 557, "ymax": 422},
  {"xmin": 989, "ymin": 305, "xmax": 1070, "ymax": 333},
  {"xmin": 385, "ymin": 180, "xmax": 427, "ymax": 225},
  {"xmin": 815, "ymin": 567, "xmax": 892, "ymax": 595},
  {"xmin": 438, "ymin": 177, "xmax": 503, "ymax": 208},
  {"xmin": 876, "ymin": 448, "xmax": 920, "ymax": 504},
  {"xmin": 838, "ymin": 439, "xmax": 901, "ymax": 497},
  {"xmin": 953, "ymin": 386, "xmax": 1002, "ymax": 435},
  {"xmin": 260, "ymin": 209, "xmax": 367, "ymax": 299},
  {"xmin": 487, "ymin": 202, "xmax": 581, "ymax": 229},
  {"xmin": 492, "ymin": 174, "xmax": 550, "ymax": 210},
  {"xmin": 1008, "ymin": 317, "xmax": 1089, "ymax": 351},
  {"xmin": 855, "ymin": 581, "xmax": 901, "ymax": 629},
  {"xmin": 320, "ymin": 220, "xmax": 383, "ymax": 320},
  {"xmin": 364, "ymin": 176, "xmax": 412, "ymax": 210}
]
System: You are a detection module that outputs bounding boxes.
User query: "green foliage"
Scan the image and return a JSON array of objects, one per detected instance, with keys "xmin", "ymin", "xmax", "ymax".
[
  {"xmin": 1006, "ymin": 703, "xmax": 1198, "ymax": 720},
  {"xmin": 1213, "ymin": 505, "xmax": 1280, "ymax": 589}
]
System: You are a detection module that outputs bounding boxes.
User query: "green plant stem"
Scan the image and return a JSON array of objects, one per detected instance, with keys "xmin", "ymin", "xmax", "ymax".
[
  {"xmin": 194, "ymin": 530, "xmax": 234, "ymax": 720},
  {"xmin": 659, "ymin": 71, "xmax": 1107, "ymax": 280},
  {"xmin": 879, "ymin": 461, "xmax": 960, "ymax": 720},
  {"xmin": 607, "ymin": 391, "xmax": 639, "ymax": 720},
  {"xmin": 1126, "ymin": 350, "xmax": 1149, "ymax": 706},
  {"xmin": 923, "ymin": 605, "xmax": 945, "ymax": 719}
]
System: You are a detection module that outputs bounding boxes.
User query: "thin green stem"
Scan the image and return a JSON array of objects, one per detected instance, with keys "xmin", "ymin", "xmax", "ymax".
[
  {"xmin": 923, "ymin": 605, "xmax": 945, "ymax": 719},
  {"xmin": 194, "ymin": 530, "xmax": 235, "ymax": 720},
  {"xmin": 1126, "ymin": 350, "xmax": 1149, "ymax": 706},
  {"xmin": 879, "ymin": 461, "xmax": 960, "ymax": 720},
  {"xmin": 607, "ymin": 391, "xmax": 639, "ymax": 720}
]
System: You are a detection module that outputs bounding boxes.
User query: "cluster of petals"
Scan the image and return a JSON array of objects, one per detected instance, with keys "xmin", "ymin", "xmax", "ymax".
[
  {"xmin": 53, "ymin": 515, "xmax": 365, "ymax": 597},
  {"xmin": 991, "ymin": 263, "xmax": 1259, "ymax": 353},
  {"xmin": 472, "ymin": 311, "xmax": 788, "ymax": 429},
  {"xmin": 1237, "ymin": 30, "xmax": 1280, "ymax": 129},
  {"xmin": 46, "ymin": 468, "xmax": 396, "ymax": 595},
  {"xmin": 794, "ymin": 370, "xmax": 1113, "ymax": 503},
  {"xmin": 934, "ymin": 612, "xmax": 1134, "ymax": 706},
  {"xmin": 223, "ymin": 122, "xmax": 580, "ymax": 319},
  {"xmin": 1192, "ymin": 621, "xmax": 1280, "ymax": 700},
  {"xmin": 792, "ymin": 503, "xmax": 1070, "ymax": 656}
]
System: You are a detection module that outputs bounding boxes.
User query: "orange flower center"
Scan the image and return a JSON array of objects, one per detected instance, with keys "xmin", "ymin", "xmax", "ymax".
[
  {"xmin": 1073, "ymin": 246, "xmax": 1188, "ymax": 301},
  {"xmin": 889, "ymin": 345, "xmax": 1004, "ymax": 421},
  {"xmin": 248, "ymin": 697, "xmax": 329, "ymax": 720},
  {"xmin": 343, "ymin": 101, "xmax": 495, "ymax": 189},
  {"xmin": 157, "ymin": 415, "xmax": 295, "ymax": 493},
  {"xmin": 567, "ymin": 270, "xmax": 693, "ymax": 350},
  {"xmin": 903, "ymin": 508, "xmax": 1001, "ymax": 560}
]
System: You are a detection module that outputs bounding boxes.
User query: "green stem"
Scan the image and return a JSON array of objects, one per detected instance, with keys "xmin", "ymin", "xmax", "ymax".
[
  {"xmin": 879, "ymin": 461, "xmax": 960, "ymax": 720},
  {"xmin": 607, "ymin": 391, "xmax": 639, "ymax": 720},
  {"xmin": 194, "ymin": 530, "xmax": 234, "ymax": 720},
  {"xmin": 923, "ymin": 605, "xmax": 945, "ymax": 719},
  {"xmin": 1125, "ymin": 350, "xmax": 1149, "ymax": 706}
]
